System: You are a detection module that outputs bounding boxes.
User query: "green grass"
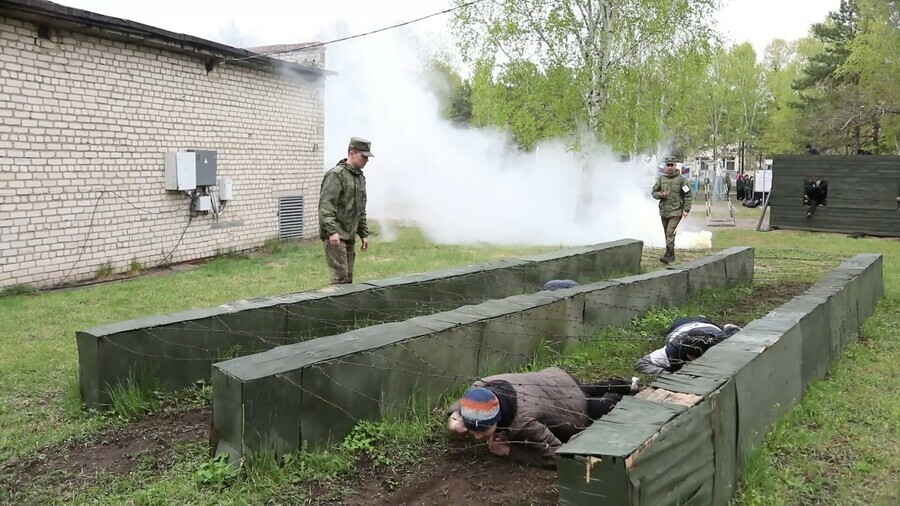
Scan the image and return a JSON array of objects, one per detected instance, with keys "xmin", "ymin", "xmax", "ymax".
[
  {"xmin": 711, "ymin": 229, "xmax": 900, "ymax": 506},
  {"xmin": 1, "ymin": 224, "xmax": 899, "ymax": 504},
  {"xmin": 107, "ymin": 369, "xmax": 162, "ymax": 419}
]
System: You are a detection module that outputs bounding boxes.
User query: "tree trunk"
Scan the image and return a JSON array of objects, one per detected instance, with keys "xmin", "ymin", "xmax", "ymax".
[
  {"xmin": 575, "ymin": 91, "xmax": 602, "ymax": 221},
  {"xmin": 854, "ymin": 124, "xmax": 861, "ymax": 154},
  {"xmin": 575, "ymin": 4, "xmax": 613, "ymax": 222},
  {"xmin": 873, "ymin": 120, "xmax": 881, "ymax": 154}
]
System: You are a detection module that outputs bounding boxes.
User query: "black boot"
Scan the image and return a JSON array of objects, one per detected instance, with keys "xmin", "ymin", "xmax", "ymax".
[{"xmin": 660, "ymin": 246, "xmax": 674, "ymax": 264}]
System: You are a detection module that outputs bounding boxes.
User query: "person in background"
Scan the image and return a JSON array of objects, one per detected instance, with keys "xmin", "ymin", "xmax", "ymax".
[
  {"xmin": 542, "ymin": 279, "xmax": 579, "ymax": 291},
  {"xmin": 805, "ymin": 179, "xmax": 828, "ymax": 219},
  {"xmin": 318, "ymin": 137, "xmax": 373, "ymax": 284},
  {"xmin": 634, "ymin": 316, "xmax": 741, "ymax": 376},
  {"xmin": 651, "ymin": 156, "xmax": 693, "ymax": 264},
  {"xmin": 445, "ymin": 367, "xmax": 639, "ymax": 469}
]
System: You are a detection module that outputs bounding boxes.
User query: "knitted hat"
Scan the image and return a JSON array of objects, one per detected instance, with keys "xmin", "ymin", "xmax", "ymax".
[{"xmin": 459, "ymin": 387, "xmax": 501, "ymax": 432}]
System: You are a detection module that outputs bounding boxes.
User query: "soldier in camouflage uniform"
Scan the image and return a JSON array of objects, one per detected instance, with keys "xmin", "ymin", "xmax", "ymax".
[
  {"xmin": 651, "ymin": 156, "xmax": 693, "ymax": 264},
  {"xmin": 318, "ymin": 137, "xmax": 373, "ymax": 284}
]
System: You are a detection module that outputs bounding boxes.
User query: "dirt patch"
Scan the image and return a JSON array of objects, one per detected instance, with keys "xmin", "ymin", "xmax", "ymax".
[
  {"xmin": 0, "ymin": 407, "xmax": 210, "ymax": 495},
  {"xmin": 320, "ymin": 440, "xmax": 556, "ymax": 506},
  {"xmin": 712, "ymin": 281, "xmax": 813, "ymax": 325}
]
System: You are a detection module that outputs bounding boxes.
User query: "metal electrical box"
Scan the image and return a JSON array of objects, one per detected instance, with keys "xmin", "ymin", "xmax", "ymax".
[
  {"xmin": 194, "ymin": 195, "xmax": 212, "ymax": 212},
  {"xmin": 218, "ymin": 178, "xmax": 233, "ymax": 200},
  {"xmin": 188, "ymin": 150, "xmax": 218, "ymax": 187},
  {"xmin": 164, "ymin": 152, "xmax": 197, "ymax": 191}
]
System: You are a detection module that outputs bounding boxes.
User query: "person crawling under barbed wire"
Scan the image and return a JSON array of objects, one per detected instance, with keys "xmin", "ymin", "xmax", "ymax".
[
  {"xmin": 634, "ymin": 315, "xmax": 741, "ymax": 376},
  {"xmin": 443, "ymin": 367, "xmax": 638, "ymax": 469}
]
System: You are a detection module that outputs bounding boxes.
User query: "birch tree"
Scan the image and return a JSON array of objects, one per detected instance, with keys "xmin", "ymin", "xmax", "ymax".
[{"xmin": 451, "ymin": 0, "xmax": 718, "ymax": 213}]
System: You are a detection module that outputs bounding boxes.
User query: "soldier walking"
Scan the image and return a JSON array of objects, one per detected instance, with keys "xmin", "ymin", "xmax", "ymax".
[
  {"xmin": 318, "ymin": 137, "xmax": 374, "ymax": 284},
  {"xmin": 651, "ymin": 156, "xmax": 693, "ymax": 264}
]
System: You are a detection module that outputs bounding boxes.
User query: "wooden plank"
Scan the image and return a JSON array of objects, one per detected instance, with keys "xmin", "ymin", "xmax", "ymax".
[{"xmin": 636, "ymin": 387, "xmax": 703, "ymax": 406}]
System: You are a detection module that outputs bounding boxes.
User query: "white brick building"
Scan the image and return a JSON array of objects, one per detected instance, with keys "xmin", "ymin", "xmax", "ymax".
[{"xmin": 0, "ymin": 0, "xmax": 331, "ymax": 289}]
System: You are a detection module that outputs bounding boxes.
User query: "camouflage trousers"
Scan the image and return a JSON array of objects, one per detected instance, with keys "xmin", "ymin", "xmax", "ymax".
[
  {"xmin": 660, "ymin": 215, "xmax": 682, "ymax": 253},
  {"xmin": 324, "ymin": 240, "xmax": 356, "ymax": 284}
]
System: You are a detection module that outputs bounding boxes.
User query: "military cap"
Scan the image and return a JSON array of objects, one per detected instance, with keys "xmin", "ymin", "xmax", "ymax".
[
  {"xmin": 664, "ymin": 156, "xmax": 677, "ymax": 164},
  {"xmin": 349, "ymin": 137, "xmax": 374, "ymax": 157}
]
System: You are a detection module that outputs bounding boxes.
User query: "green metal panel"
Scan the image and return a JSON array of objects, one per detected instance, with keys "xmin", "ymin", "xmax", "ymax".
[
  {"xmin": 710, "ymin": 379, "xmax": 738, "ymax": 506},
  {"xmin": 558, "ymin": 454, "xmax": 631, "ymax": 506},
  {"xmin": 582, "ymin": 270, "xmax": 690, "ymax": 330},
  {"xmin": 77, "ymin": 240, "xmax": 644, "ymax": 408},
  {"xmin": 557, "ymin": 397, "xmax": 688, "ymax": 458},
  {"xmin": 732, "ymin": 323, "xmax": 803, "ymax": 464},
  {"xmin": 557, "ymin": 253, "xmax": 884, "ymax": 506},
  {"xmin": 628, "ymin": 399, "xmax": 714, "ymax": 506},
  {"xmin": 213, "ymin": 248, "xmax": 755, "ymax": 458}
]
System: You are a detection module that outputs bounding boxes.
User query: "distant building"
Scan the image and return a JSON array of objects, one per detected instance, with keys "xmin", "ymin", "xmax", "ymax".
[{"xmin": 1, "ymin": 0, "xmax": 332, "ymax": 288}]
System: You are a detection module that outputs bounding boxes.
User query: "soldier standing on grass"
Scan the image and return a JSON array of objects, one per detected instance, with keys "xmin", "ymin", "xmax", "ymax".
[
  {"xmin": 318, "ymin": 137, "xmax": 373, "ymax": 284},
  {"xmin": 651, "ymin": 156, "xmax": 693, "ymax": 264}
]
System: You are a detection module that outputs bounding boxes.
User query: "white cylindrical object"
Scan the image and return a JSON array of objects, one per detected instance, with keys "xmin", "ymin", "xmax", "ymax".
[{"xmin": 218, "ymin": 178, "xmax": 233, "ymax": 200}]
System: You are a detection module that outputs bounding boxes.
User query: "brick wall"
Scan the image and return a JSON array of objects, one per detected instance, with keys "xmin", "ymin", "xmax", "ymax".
[{"xmin": 0, "ymin": 16, "xmax": 327, "ymax": 288}]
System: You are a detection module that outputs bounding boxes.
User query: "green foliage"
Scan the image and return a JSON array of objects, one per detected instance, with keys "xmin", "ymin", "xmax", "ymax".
[
  {"xmin": 628, "ymin": 307, "xmax": 682, "ymax": 337},
  {"xmin": 425, "ymin": 59, "xmax": 473, "ymax": 125},
  {"xmin": 788, "ymin": 0, "xmax": 900, "ymax": 154},
  {"xmin": 839, "ymin": 0, "xmax": 900, "ymax": 153},
  {"xmin": 340, "ymin": 416, "xmax": 432, "ymax": 468},
  {"xmin": 450, "ymin": 0, "xmax": 719, "ymax": 153},
  {"xmin": 0, "ymin": 283, "xmax": 38, "ymax": 297},
  {"xmin": 129, "ymin": 258, "xmax": 143, "ymax": 273},
  {"xmin": 194, "ymin": 453, "xmax": 239, "ymax": 489},
  {"xmin": 107, "ymin": 369, "xmax": 162, "ymax": 419},
  {"xmin": 281, "ymin": 444, "xmax": 353, "ymax": 482},
  {"xmin": 95, "ymin": 261, "xmax": 115, "ymax": 280},
  {"xmin": 261, "ymin": 236, "xmax": 284, "ymax": 255},
  {"xmin": 758, "ymin": 38, "xmax": 823, "ymax": 155}
]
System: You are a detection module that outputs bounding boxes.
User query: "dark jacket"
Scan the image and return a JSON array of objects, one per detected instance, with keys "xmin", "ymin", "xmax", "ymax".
[
  {"xmin": 446, "ymin": 367, "xmax": 590, "ymax": 469},
  {"xmin": 635, "ymin": 317, "xmax": 730, "ymax": 375},
  {"xmin": 318, "ymin": 160, "xmax": 368, "ymax": 241}
]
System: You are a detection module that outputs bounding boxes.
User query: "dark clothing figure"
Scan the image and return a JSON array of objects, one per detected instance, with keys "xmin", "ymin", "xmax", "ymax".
[
  {"xmin": 635, "ymin": 316, "xmax": 741, "ymax": 375},
  {"xmin": 805, "ymin": 179, "xmax": 828, "ymax": 218},
  {"xmin": 736, "ymin": 175, "xmax": 746, "ymax": 201}
]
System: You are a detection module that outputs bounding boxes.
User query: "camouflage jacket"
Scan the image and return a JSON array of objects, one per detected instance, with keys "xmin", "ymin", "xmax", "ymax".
[
  {"xmin": 652, "ymin": 173, "xmax": 694, "ymax": 218},
  {"xmin": 318, "ymin": 160, "xmax": 368, "ymax": 241}
]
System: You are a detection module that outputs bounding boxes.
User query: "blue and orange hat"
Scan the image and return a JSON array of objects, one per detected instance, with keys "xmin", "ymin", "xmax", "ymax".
[{"xmin": 459, "ymin": 387, "xmax": 501, "ymax": 432}]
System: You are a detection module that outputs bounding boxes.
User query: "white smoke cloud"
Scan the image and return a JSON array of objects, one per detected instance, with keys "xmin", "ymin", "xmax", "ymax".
[{"xmin": 321, "ymin": 25, "xmax": 708, "ymax": 249}]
